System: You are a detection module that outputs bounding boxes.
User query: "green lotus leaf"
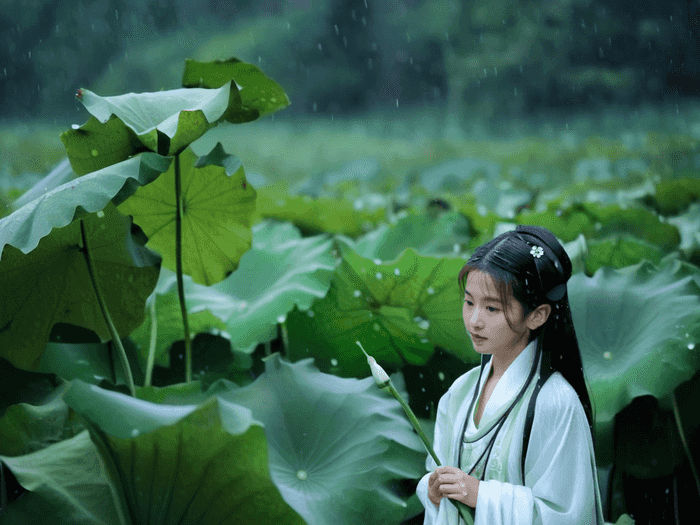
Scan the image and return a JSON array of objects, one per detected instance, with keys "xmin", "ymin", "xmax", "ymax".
[
  {"xmin": 568, "ymin": 259, "xmax": 700, "ymax": 465},
  {"xmin": 62, "ymin": 379, "xmax": 306, "ymax": 525},
  {"xmin": 0, "ymin": 203, "xmax": 160, "ymax": 371},
  {"xmin": 60, "ymin": 114, "xmax": 151, "ymax": 176},
  {"xmin": 0, "ymin": 382, "xmax": 83, "ymax": 457},
  {"xmin": 337, "ymin": 210, "xmax": 472, "ymax": 261},
  {"xmin": 211, "ymin": 352, "xmax": 426, "ymax": 525},
  {"xmin": 38, "ymin": 338, "xmax": 145, "ymax": 389},
  {"xmin": 184, "ymin": 220, "xmax": 336, "ymax": 352},
  {"xmin": 65, "ymin": 80, "xmax": 235, "ymax": 163},
  {"xmin": 516, "ymin": 204, "xmax": 596, "ymax": 242},
  {"xmin": 0, "ymin": 152, "xmax": 171, "ymax": 256},
  {"xmin": 182, "ymin": 57, "xmax": 291, "ymax": 121},
  {"xmin": 118, "ymin": 143, "xmax": 256, "ymax": 286},
  {"xmin": 0, "ymin": 430, "xmax": 124, "ymax": 525},
  {"xmin": 586, "ymin": 202, "xmax": 680, "ymax": 251},
  {"xmin": 255, "ymin": 181, "xmax": 384, "ymax": 237},
  {"xmin": 290, "ymin": 158, "xmax": 381, "ymax": 198},
  {"xmin": 667, "ymin": 202, "xmax": 700, "ymax": 255},
  {"xmin": 286, "ymin": 246, "xmax": 476, "ymax": 378},
  {"xmin": 644, "ymin": 177, "xmax": 700, "ymax": 216},
  {"xmin": 585, "ymin": 234, "xmax": 665, "ymax": 276}
]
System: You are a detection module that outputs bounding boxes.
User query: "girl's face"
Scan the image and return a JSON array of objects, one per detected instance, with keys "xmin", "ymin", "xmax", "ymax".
[{"xmin": 463, "ymin": 269, "xmax": 531, "ymax": 362}]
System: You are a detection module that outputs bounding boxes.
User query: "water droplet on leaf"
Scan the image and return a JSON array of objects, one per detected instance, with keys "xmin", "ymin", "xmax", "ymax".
[
  {"xmin": 96, "ymin": 210, "xmax": 105, "ymax": 218},
  {"xmin": 91, "ymin": 149, "xmax": 98, "ymax": 157},
  {"xmin": 331, "ymin": 358, "xmax": 338, "ymax": 366},
  {"xmin": 307, "ymin": 310, "xmax": 315, "ymax": 317},
  {"xmin": 277, "ymin": 315, "xmax": 286, "ymax": 323},
  {"xmin": 131, "ymin": 429, "xmax": 139, "ymax": 437},
  {"xmin": 603, "ymin": 351, "xmax": 612, "ymax": 360},
  {"xmin": 427, "ymin": 287, "xmax": 435, "ymax": 295},
  {"xmin": 394, "ymin": 268, "xmax": 400, "ymax": 276},
  {"xmin": 354, "ymin": 290, "xmax": 361, "ymax": 297},
  {"xmin": 296, "ymin": 470, "xmax": 307, "ymax": 480},
  {"xmin": 375, "ymin": 272, "xmax": 382, "ymax": 279}
]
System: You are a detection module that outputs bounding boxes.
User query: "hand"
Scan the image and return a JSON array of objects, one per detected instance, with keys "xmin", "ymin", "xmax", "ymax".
[{"xmin": 433, "ymin": 466, "xmax": 480, "ymax": 508}]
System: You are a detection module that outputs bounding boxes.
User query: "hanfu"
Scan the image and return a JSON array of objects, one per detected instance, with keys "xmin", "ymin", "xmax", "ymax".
[{"xmin": 416, "ymin": 338, "xmax": 605, "ymax": 525}]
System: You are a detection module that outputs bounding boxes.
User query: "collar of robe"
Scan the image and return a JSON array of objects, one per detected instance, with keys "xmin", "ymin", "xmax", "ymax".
[{"xmin": 458, "ymin": 337, "xmax": 541, "ymax": 478}]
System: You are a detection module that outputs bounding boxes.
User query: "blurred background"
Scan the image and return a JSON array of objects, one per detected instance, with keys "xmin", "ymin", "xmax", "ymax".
[{"xmin": 2, "ymin": 0, "xmax": 700, "ymax": 201}]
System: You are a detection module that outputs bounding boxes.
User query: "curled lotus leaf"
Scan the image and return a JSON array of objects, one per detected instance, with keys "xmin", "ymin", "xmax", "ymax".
[
  {"xmin": 210, "ymin": 353, "xmax": 426, "ymax": 525},
  {"xmin": 568, "ymin": 259, "xmax": 700, "ymax": 464}
]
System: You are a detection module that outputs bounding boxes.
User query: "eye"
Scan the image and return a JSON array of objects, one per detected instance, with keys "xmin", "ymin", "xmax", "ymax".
[
  {"xmin": 487, "ymin": 306, "xmax": 499, "ymax": 313},
  {"xmin": 464, "ymin": 299, "xmax": 473, "ymax": 306}
]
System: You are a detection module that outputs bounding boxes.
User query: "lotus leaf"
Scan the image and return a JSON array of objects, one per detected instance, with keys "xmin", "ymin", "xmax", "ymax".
[
  {"xmin": 185, "ymin": 220, "xmax": 336, "ymax": 352},
  {"xmin": 568, "ymin": 259, "xmax": 700, "ymax": 465},
  {"xmin": 585, "ymin": 235, "xmax": 664, "ymax": 276},
  {"xmin": 210, "ymin": 352, "xmax": 426, "ymax": 525},
  {"xmin": 181, "ymin": 57, "xmax": 290, "ymax": 121},
  {"xmin": 337, "ymin": 210, "xmax": 471, "ymax": 261},
  {"xmin": 0, "ymin": 430, "xmax": 124, "ymax": 525},
  {"xmin": 645, "ymin": 177, "xmax": 700, "ymax": 215},
  {"xmin": 667, "ymin": 202, "xmax": 700, "ymax": 255},
  {"xmin": 117, "ymin": 143, "xmax": 256, "ymax": 286},
  {"xmin": 286, "ymin": 245, "xmax": 475, "ymax": 378},
  {"xmin": 0, "ymin": 382, "xmax": 83, "ymax": 457},
  {"xmin": 61, "ymin": 379, "xmax": 306, "ymax": 524},
  {"xmin": 419, "ymin": 158, "xmax": 500, "ymax": 192},
  {"xmin": 0, "ymin": 202, "xmax": 161, "ymax": 371}
]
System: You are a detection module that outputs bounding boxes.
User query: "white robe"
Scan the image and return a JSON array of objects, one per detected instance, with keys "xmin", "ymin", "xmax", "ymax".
[{"xmin": 416, "ymin": 338, "xmax": 605, "ymax": 525}]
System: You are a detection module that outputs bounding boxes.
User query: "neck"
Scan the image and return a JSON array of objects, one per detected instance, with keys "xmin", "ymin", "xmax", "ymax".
[{"xmin": 489, "ymin": 333, "xmax": 531, "ymax": 378}]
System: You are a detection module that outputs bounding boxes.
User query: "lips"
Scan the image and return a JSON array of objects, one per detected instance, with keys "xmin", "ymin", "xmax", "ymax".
[{"xmin": 470, "ymin": 333, "xmax": 487, "ymax": 341}]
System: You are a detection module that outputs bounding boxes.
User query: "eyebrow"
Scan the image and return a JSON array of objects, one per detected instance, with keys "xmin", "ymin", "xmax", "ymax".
[{"xmin": 464, "ymin": 290, "xmax": 501, "ymax": 303}]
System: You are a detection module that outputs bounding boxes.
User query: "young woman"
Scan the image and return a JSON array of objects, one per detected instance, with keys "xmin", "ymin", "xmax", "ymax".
[{"xmin": 416, "ymin": 225, "xmax": 605, "ymax": 524}]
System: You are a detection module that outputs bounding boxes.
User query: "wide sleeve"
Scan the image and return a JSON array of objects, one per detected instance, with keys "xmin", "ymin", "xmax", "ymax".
[
  {"xmin": 474, "ymin": 378, "xmax": 599, "ymax": 525},
  {"xmin": 416, "ymin": 385, "xmax": 453, "ymax": 524}
]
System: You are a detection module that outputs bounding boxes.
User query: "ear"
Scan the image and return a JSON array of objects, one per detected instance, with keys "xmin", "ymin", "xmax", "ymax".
[{"xmin": 526, "ymin": 303, "xmax": 551, "ymax": 331}]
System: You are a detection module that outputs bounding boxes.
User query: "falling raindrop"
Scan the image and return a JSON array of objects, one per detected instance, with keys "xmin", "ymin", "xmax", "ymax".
[
  {"xmin": 421, "ymin": 387, "xmax": 426, "ymax": 392},
  {"xmin": 331, "ymin": 358, "xmax": 338, "ymax": 366},
  {"xmin": 438, "ymin": 372, "xmax": 445, "ymax": 381},
  {"xmin": 131, "ymin": 429, "xmax": 140, "ymax": 437},
  {"xmin": 354, "ymin": 290, "xmax": 362, "ymax": 297},
  {"xmin": 296, "ymin": 470, "xmax": 308, "ymax": 480},
  {"xmin": 419, "ymin": 373, "xmax": 424, "ymax": 379},
  {"xmin": 277, "ymin": 315, "xmax": 286, "ymax": 323},
  {"xmin": 394, "ymin": 268, "xmax": 400, "ymax": 276},
  {"xmin": 179, "ymin": 354, "xmax": 183, "ymax": 359},
  {"xmin": 689, "ymin": 343, "xmax": 696, "ymax": 350}
]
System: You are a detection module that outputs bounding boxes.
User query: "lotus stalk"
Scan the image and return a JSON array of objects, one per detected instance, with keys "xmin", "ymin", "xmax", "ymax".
[{"xmin": 356, "ymin": 341, "xmax": 474, "ymax": 524}]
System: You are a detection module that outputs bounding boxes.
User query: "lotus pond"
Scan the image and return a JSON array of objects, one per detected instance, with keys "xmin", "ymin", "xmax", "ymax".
[{"xmin": 0, "ymin": 57, "xmax": 699, "ymax": 525}]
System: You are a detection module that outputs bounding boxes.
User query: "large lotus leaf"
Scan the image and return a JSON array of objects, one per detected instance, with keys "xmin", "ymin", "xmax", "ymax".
[
  {"xmin": 516, "ymin": 204, "xmax": 596, "ymax": 242},
  {"xmin": 0, "ymin": 203, "xmax": 161, "ymax": 371},
  {"xmin": 62, "ymin": 379, "xmax": 306, "ymax": 525},
  {"xmin": 585, "ymin": 235, "xmax": 665, "ymax": 276},
  {"xmin": 0, "ymin": 152, "xmax": 171, "ymax": 256},
  {"xmin": 0, "ymin": 430, "xmax": 124, "ymax": 525},
  {"xmin": 182, "ymin": 57, "xmax": 290, "ymax": 121},
  {"xmin": 586, "ymin": 202, "xmax": 680, "ymax": 251},
  {"xmin": 254, "ymin": 181, "xmax": 384, "ymax": 237},
  {"xmin": 62, "ymin": 79, "xmax": 236, "ymax": 173},
  {"xmin": 60, "ymin": 114, "xmax": 152, "ymax": 176},
  {"xmin": 338, "ymin": 210, "xmax": 472, "ymax": 261},
  {"xmin": 118, "ymin": 143, "xmax": 256, "ymax": 285},
  {"xmin": 184, "ymin": 220, "xmax": 336, "ymax": 352},
  {"xmin": 446, "ymin": 193, "xmax": 502, "ymax": 249},
  {"xmin": 568, "ymin": 259, "xmax": 700, "ymax": 465},
  {"xmin": 210, "ymin": 353, "xmax": 426, "ymax": 525},
  {"xmin": 129, "ymin": 266, "xmax": 227, "ymax": 368},
  {"xmin": 0, "ymin": 382, "xmax": 83, "ymax": 457},
  {"xmin": 286, "ymin": 246, "xmax": 476, "ymax": 378}
]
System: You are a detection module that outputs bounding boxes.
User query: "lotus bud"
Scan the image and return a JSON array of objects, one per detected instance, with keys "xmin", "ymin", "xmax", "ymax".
[{"xmin": 356, "ymin": 341, "xmax": 390, "ymax": 388}]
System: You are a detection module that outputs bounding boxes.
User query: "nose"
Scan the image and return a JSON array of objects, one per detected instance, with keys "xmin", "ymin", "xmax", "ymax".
[{"xmin": 468, "ymin": 307, "xmax": 484, "ymax": 329}]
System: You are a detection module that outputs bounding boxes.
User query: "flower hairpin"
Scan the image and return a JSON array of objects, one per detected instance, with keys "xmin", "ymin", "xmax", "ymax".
[{"xmin": 530, "ymin": 245, "xmax": 544, "ymax": 258}]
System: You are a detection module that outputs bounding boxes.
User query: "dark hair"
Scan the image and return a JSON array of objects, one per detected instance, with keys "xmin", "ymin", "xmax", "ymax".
[{"xmin": 457, "ymin": 225, "xmax": 595, "ymax": 445}]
